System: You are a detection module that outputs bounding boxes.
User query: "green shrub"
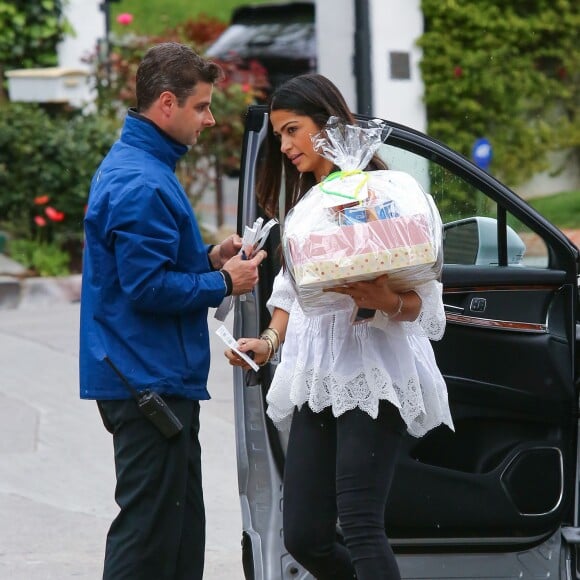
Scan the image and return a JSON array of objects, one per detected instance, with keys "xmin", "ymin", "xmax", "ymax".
[
  {"xmin": 8, "ymin": 239, "xmax": 71, "ymax": 277},
  {"xmin": 0, "ymin": 102, "xmax": 119, "ymax": 270}
]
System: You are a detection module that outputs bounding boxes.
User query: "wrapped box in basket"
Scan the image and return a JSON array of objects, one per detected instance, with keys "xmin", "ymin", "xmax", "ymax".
[
  {"xmin": 289, "ymin": 213, "xmax": 437, "ymax": 289},
  {"xmin": 280, "ymin": 116, "xmax": 443, "ymax": 315}
]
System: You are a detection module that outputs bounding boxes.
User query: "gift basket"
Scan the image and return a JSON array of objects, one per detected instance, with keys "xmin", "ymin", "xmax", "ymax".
[{"xmin": 282, "ymin": 117, "xmax": 443, "ymax": 316}]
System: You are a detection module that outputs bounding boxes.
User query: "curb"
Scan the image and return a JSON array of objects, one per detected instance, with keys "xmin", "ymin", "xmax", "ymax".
[
  {"xmin": 0, "ymin": 276, "xmax": 22, "ymax": 309},
  {"xmin": 0, "ymin": 274, "xmax": 82, "ymax": 310}
]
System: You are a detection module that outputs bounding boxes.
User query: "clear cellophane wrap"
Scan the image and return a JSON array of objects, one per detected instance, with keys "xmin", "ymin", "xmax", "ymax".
[{"xmin": 282, "ymin": 117, "xmax": 443, "ymax": 316}]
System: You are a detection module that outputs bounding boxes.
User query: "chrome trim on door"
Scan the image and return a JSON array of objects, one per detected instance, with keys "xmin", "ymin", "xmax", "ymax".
[
  {"xmin": 443, "ymin": 304, "xmax": 464, "ymax": 313},
  {"xmin": 446, "ymin": 313, "xmax": 547, "ymax": 333},
  {"xmin": 500, "ymin": 447, "xmax": 563, "ymax": 517}
]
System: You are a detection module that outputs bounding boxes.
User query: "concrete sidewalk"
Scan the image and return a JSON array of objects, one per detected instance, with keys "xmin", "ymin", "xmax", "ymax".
[{"xmin": 0, "ymin": 300, "xmax": 244, "ymax": 579}]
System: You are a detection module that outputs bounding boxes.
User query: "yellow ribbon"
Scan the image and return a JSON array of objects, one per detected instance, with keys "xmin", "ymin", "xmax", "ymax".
[{"xmin": 319, "ymin": 170, "xmax": 369, "ymax": 200}]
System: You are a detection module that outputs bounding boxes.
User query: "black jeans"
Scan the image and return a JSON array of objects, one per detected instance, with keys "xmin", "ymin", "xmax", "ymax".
[
  {"xmin": 283, "ymin": 402, "xmax": 405, "ymax": 580},
  {"xmin": 97, "ymin": 398, "xmax": 204, "ymax": 580}
]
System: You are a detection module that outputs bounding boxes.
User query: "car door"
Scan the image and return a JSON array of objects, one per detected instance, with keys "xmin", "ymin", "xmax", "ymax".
[{"xmin": 232, "ymin": 105, "xmax": 579, "ymax": 580}]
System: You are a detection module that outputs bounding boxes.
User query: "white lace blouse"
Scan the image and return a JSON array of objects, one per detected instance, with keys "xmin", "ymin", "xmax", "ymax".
[{"xmin": 265, "ymin": 268, "xmax": 454, "ymax": 438}]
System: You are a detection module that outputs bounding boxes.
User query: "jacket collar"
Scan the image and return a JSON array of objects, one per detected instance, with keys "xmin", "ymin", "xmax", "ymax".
[{"xmin": 121, "ymin": 109, "xmax": 189, "ymax": 170}]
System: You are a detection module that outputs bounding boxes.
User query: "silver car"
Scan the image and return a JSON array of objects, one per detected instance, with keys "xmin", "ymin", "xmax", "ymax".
[{"xmin": 231, "ymin": 105, "xmax": 580, "ymax": 580}]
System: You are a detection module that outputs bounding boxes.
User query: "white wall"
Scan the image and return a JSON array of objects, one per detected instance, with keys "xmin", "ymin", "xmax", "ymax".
[
  {"xmin": 369, "ymin": 0, "xmax": 426, "ymax": 132},
  {"xmin": 57, "ymin": 0, "xmax": 105, "ymax": 70},
  {"xmin": 315, "ymin": 0, "xmax": 426, "ymax": 132},
  {"xmin": 315, "ymin": 0, "xmax": 357, "ymax": 111},
  {"xmin": 515, "ymin": 150, "xmax": 580, "ymax": 198}
]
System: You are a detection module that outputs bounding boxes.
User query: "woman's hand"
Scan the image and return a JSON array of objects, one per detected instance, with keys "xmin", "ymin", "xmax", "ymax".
[
  {"xmin": 224, "ymin": 337, "xmax": 271, "ymax": 369},
  {"xmin": 326, "ymin": 274, "xmax": 421, "ymax": 320},
  {"xmin": 327, "ymin": 275, "xmax": 399, "ymax": 311}
]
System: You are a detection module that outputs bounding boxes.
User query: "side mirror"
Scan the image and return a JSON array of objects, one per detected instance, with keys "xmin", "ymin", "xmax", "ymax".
[{"xmin": 443, "ymin": 216, "xmax": 526, "ymax": 266}]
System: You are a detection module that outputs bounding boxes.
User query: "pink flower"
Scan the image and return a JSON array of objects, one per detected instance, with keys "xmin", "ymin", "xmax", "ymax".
[
  {"xmin": 454, "ymin": 66, "xmax": 463, "ymax": 78},
  {"xmin": 116, "ymin": 13, "xmax": 133, "ymax": 26},
  {"xmin": 34, "ymin": 216, "xmax": 47, "ymax": 227},
  {"xmin": 241, "ymin": 83, "xmax": 251, "ymax": 93},
  {"xmin": 45, "ymin": 206, "xmax": 65, "ymax": 222}
]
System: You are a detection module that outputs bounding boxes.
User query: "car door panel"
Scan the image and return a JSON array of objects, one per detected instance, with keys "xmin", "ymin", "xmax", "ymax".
[
  {"xmin": 368, "ymin": 123, "xmax": 578, "ymax": 548},
  {"xmin": 386, "ymin": 245, "xmax": 576, "ymax": 543}
]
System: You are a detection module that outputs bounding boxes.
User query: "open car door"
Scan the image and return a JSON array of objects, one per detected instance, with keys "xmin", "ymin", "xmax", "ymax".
[{"xmin": 232, "ymin": 105, "xmax": 580, "ymax": 580}]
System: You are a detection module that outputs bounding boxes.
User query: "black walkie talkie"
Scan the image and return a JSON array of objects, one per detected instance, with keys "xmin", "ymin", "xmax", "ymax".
[{"xmin": 104, "ymin": 356, "xmax": 183, "ymax": 439}]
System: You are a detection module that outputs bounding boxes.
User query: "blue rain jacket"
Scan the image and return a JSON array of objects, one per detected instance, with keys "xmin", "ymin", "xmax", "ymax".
[{"xmin": 80, "ymin": 111, "xmax": 227, "ymax": 400}]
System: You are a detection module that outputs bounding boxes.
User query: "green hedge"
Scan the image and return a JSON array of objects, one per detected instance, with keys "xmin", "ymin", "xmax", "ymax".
[{"xmin": 419, "ymin": 0, "xmax": 580, "ymax": 193}]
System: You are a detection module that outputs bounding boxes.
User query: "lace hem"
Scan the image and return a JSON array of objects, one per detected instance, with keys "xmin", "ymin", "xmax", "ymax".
[{"xmin": 266, "ymin": 365, "xmax": 454, "ymax": 438}]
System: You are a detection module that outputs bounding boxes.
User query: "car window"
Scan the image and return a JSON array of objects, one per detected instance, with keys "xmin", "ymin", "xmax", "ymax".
[{"xmin": 377, "ymin": 143, "xmax": 550, "ymax": 268}]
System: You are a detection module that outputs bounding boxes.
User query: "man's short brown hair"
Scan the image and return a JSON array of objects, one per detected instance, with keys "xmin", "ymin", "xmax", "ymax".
[{"xmin": 136, "ymin": 42, "xmax": 224, "ymax": 112}]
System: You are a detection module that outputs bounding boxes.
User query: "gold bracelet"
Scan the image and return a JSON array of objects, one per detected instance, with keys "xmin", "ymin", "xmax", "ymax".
[
  {"xmin": 258, "ymin": 336, "xmax": 273, "ymax": 366},
  {"xmin": 266, "ymin": 327, "xmax": 280, "ymax": 347},
  {"xmin": 260, "ymin": 327, "xmax": 280, "ymax": 352}
]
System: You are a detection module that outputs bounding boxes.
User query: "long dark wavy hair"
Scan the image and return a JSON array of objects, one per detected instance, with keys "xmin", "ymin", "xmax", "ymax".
[{"xmin": 256, "ymin": 73, "xmax": 387, "ymax": 219}]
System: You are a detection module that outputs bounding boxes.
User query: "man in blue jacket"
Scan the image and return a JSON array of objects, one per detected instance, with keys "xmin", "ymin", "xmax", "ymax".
[{"xmin": 79, "ymin": 42, "xmax": 266, "ymax": 580}]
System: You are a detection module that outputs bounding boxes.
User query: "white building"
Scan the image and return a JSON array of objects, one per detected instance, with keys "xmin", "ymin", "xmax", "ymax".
[
  {"xmin": 58, "ymin": 0, "xmax": 105, "ymax": 70},
  {"xmin": 316, "ymin": 0, "xmax": 426, "ymax": 133}
]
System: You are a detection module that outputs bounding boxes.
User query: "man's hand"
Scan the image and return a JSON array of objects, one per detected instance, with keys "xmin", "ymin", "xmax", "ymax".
[
  {"xmin": 209, "ymin": 234, "xmax": 243, "ymax": 270},
  {"xmin": 221, "ymin": 250, "xmax": 267, "ymax": 295}
]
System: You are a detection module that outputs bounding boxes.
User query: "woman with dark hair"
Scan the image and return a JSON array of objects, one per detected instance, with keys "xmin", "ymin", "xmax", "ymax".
[
  {"xmin": 226, "ymin": 73, "xmax": 453, "ymax": 580},
  {"xmin": 256, "ymin": 73, "xmax": 386, "ymax": 218}
]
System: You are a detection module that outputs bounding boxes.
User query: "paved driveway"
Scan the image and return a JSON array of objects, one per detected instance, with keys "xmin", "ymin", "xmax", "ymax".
[{"xmin": 0, "ymin": 302, "xmax": 244, "ymax": 579}]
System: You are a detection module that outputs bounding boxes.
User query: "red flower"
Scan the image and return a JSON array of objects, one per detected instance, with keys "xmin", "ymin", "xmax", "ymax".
[
  {"xmin": 34, "ymin": 216, "xmax": 47, "ymax": 227},
  {"xmin": 454, "ymin": 66, "xmax": 463, "ymax": 78},
  {"xmin": 116, "ymin": 13, "xmax": 133, "ymax": 26},
  {"xmin": 34, "ymin": 195, "xmax": 50, "ymax": 205},
  {"xmin": 45, "ymin": 206, "xmax": 65, "ymax": 222}
]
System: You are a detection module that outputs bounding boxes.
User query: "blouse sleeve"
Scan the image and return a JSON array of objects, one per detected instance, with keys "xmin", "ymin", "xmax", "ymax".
[
  {"xmin": 369, "ymin": 279, "xmax": 446, "ymax": 341},
  {"xmin": 267, "ymin": 268, "xmax": 297, "ymax": 314},
  {"xmin": 401, "ymin": 280, "xmax": 446, "ymax": 340}
]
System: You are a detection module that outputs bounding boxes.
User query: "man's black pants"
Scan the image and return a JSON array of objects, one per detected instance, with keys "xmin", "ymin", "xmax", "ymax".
[{"xmin": 98, "ymin": 398, "xmax": 204, "ymax": 580}]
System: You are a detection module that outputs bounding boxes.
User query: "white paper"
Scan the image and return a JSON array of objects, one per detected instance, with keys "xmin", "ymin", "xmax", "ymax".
[
  {"xmin": 214, "ymin": 217, "xmax": 279, "ymax": 321},
  {"xmin": 215, "ymin": 325, "xmax": 259, "ymax": 372}
]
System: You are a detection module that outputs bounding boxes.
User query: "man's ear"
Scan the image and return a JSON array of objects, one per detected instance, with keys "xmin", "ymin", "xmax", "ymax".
[{"xmin": 158, "ymin": 91, "xmax": 175, "ymax": 117}]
